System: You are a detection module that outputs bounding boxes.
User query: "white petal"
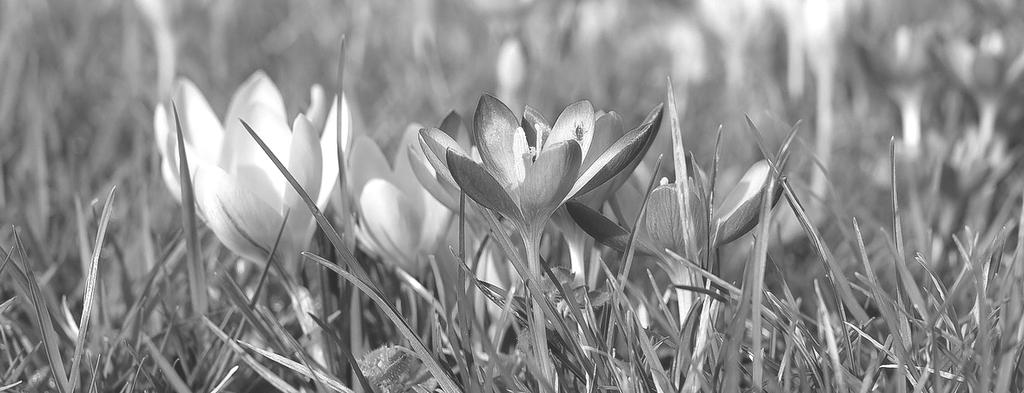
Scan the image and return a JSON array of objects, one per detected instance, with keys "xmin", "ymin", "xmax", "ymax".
[
  {"xmin": 392, "ymin": 124, "xmax": 428, "ymax": 203},
  {"xmin": 347, "ymin": 135, "xmax": 393, "ymax": 197},
  {"xmin": 223, "ymin": 102, "xmax": 293, "ymax": 206},
  {"xmin": 283, "ymin": 115, "xmax": 323, "ymax": 249},
  {"xmin": 305, "ymin": 84, "xmax": 329, "ymax": 133},
  {"xmin": 193, "ymin": 165, "xmax": 288, "ymax": 262},
  {"xmin": 546, "ymin": 100, "xmax": 595, "ymax": 159},
  {"xmin": 174, "ymin": 79, "xmax": 225, "ymax": 163},
  {"xmin": 318, "ymin": 94, "xmax": 353, "ymax": 209},
  {"xmin": 224, "ymin": 71, "xmax": 287, "ymax": 129},
  {"xmin": 359, "ymin": 179, "xmax": 422, "ymax": 268}
]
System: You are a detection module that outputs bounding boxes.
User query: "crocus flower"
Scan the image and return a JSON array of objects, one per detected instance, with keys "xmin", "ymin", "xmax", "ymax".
[
  {"xmin": 152, "ymin": 71, "xmax": 352, "ymax": 262},
  {"xmin": 348, "ymin": 124, "xmax": 452, "ymax": 270},
  {"xmin": 941, "ymin": 27, "xmax": 1024, "ymax": 138},
  {"xmin": 421, "ymin": 95, "xmax": 663, "ymax": 244}
]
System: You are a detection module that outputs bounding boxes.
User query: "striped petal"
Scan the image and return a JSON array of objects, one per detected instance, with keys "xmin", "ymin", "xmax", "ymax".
[{"xmin": 193, "ymin": 165, "xmax": 287, "ymax": 262}]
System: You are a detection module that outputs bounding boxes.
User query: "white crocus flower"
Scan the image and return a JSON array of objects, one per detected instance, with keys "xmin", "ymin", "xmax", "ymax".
[
  {"xmin": 152, "ymin": 71, "xmax": 353, "ymax": 262},
  {"xmin": 348, "ymin": 125, "xmax": 452, "ymax": 271}
]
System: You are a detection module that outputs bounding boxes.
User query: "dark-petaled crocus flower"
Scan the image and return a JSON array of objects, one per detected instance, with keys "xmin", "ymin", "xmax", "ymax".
[
  {"xmin": 858, "ymin": 25, "xmax": 934, "ymax": 153},
  {"xmin": 941, "ymin": 26, "xmax": 1024, "ymax": 137},
  {"xmin": 348, "ymin": 124, "xmax": 452, "ymax": 271},
  {"xmin": 421, "ymin": 94, "xmax": 663, "ymax": 250}
]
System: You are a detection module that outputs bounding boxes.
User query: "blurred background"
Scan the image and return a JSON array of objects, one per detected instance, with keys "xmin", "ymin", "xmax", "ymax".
[{"xmin": 1, "ymin": 0, "xmax": 1024, "ymax": 294}]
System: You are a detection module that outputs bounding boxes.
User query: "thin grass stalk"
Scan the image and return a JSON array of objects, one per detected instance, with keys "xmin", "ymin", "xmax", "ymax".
[{"xmin": 811, "ymin": 58, "xmax": 835, "ymax": 198}]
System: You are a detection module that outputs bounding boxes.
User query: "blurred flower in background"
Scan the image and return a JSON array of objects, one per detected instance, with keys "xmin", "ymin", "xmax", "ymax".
[{"xmin": 348, "ymin": 124, "xmax": 452, "ymax": 271}]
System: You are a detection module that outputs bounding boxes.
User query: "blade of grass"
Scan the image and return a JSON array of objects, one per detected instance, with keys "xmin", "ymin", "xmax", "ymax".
[
  {"xmin": 171, "ymin": 103, "xmax": 207, "ymax": 316},
  {"xmin": 69, "ymin": 187, "xmax": 115, "ymax": 392},
  {"xmin": 202, "ymin": 317, "xmax": 300, "ymax": 393},
  {"xmin": 141, "ymin": 335, "xmax": 191, "ymax": 393},
  {"xmin": 303, "ymin": 252, "xmax": 461, "ymax": 393},
  {"xmin": 7, "ymin": 232, "xmax": 71, "ymax": 393}
]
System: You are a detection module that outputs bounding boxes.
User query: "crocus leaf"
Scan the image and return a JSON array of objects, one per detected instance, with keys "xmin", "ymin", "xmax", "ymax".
[
  {"xmin": 446, "ymin": 148, "xmax": 524, "ymax": 223},
  {"xmin": 567, "ymin": 104, "xmax": 663, "ymax": 200},
  {"xmin": 546, "ymin": 100, "xmax": 595, "ymax": 158},
  {"xmin": 714, "ymin": 160, "xmax": 776, "ymax": 245},
  {"xmin": 473, "ymin": 94, "xmax": 521, "ymax": 188}
]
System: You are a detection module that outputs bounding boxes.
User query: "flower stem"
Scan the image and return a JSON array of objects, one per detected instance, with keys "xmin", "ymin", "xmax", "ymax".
[
  {"xmin": 811, "ymin": 59, "xmax": 835, "ymax": 198},
  {"xmin": 523, "ymin": 230, "xmax": 553, "ymax": 391}
]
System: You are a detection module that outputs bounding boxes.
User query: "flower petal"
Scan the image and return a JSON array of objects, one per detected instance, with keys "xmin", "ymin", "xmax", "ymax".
[
  {"xmin": 586, "ymin": 111, "xmax": 624, "ymax": 168},
  {"xmin": 304, "ymin": 84, "xmax": 329, "ymax": 133},
  {"xmin": 409, "ymin": 145, "xmax": 460, "ymax": 211},
  {"xmin": 174, "ymin": 79, "xmax": 225, "ymax": 163},
  {"xmin": 283, "ymin": 115, "xmax": 322, "ymax": 248},
  {"xmin": 317, "ymin": 95, "xmax": 352, "ymax": 210},
  {"xmin": 223, "ymin": 71, "xmax": 287, "ymax": 130},
  {"xmin": 419, "ymin": 127, "xmax": 463, "ymax": 186},
  {"xmin": 545, "ymin": 100, "xmax": 594, "ymax": 158},
  {"xmin": 568, "ymin": 104, "xmax": 663, "ymax": 200},
  {"xmin": 473, "ymin": 94, "xmax": 521, "ymax": 189},
  {"xmin": 714, "ymin": 160, "xmax": 775, "ymax": 245},
  {"xmin": 446, "ymin": 148, "xmax": 523, "ymax": 223},
  {"xmin": 347, "ymin": 135, "xmax": 392, "ymax": 197},
  {"xmin": 521, "ymin": 105, "xmax": 551, "ymax": 148},
  {"xmin": 644, "ymin": 184, "xmax": 686, "ymax": 254},
  {"xmin": 392, "ymin": 124, "xmax": 428, "ymax": 202},
  {"xmin": 193, "ymin": 165, "xmax": 287, "ymax": 262},
  {"xmin": 518, "ymin": 141, "xmax": 581, "ymax": 224},
  {"xmin": 359, "ymin": 179, "xmax": 421, "ymax": 267},
  {"xmin": 224, "ymin": 103, "xmax": 293, "ymax": 207},
  {"xmin": 438, "ymin": 110, "xmax": 464, "ymax": 139}
]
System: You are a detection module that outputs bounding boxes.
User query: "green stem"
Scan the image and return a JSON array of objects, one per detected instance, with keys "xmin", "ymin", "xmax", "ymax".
[
  {"xmin": 523, "ymin": 230, "xmax": 553, "ymax": 391},
  {"xmin": 811, "ymin": 59, "xmax": 835, "ymax": 198}
]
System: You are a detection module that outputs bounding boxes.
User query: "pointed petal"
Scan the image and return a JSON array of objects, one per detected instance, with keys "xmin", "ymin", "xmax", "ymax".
[
  {"xmin": 644, "ymin": 184, "xmax": 686, "ymax": 253},
  {"xmin": 566, "ymin": 201, "xmax": 656, "ymax": 255},
  {"xmin": 439, "ymin": 111, "xmax": 463, "ymax": 139},
  {"xmin": 545, "ymin": 100, "xmax": 594, "ymax": 158},
  {"xmin": 392, "ymin": 124, "xmax": 427, "ymax": 201},
  {"xmin": 714, "ymin": 160, "xmax": 775, "ymax": 245},
  {"xmin": 446, "ymin": 148, "xmax": 523, "ymax": 223},
  {"xmin": 359, "ymin": 179, "xmax": 422, "ymax": 267},
  {"xmin": 518, "ymin": 141, "xmax": 581, "ymax": 223},
  {"xmin": 174, "ymin": 79, "xmax": 225, "ymax": 162},
  {"xmin": 419, "ymin": 127, "xmax": 463, "ymax": 186},
  {"xmin": 283, "ymin": 115, "xmax": 322, "ymax": 248},
  {"xmin": 409, "ymin": 145, "xmax": 460, "ymax": 210},
  {"xmin": 304, "ymin": 84, "xmax": 329, "ymax": 133},
  {"xmin": 568, "ymin": 104, "xmax": 663, "ymax": 200},
  {"xmin": 347, "ymin": 136, "xmax": 392, "ymax": 197},
  {"xmin": 224, "ymin": 71, "xmax": 286, "ymax": 128},
  {"xmin": 521, "ymin": 105, "xmax": 551, "ymax": 148},
  {"xmin": 193, "ymin": 165, "xmax": 287, "ymax": 262},
  {"xmin": 586, "ymin": 111, "xmax": 624, "ymax": 168},
  {"xmin": 473, "ymin": 94, "xmax": 521, "ymax": 188},
  {"xmin": 224, "ymin": 103, "xmax": 293, "ymax": 206},
  {"xmin": 317, "ymin": 95, "xmax": 352, "ymax": 210}
]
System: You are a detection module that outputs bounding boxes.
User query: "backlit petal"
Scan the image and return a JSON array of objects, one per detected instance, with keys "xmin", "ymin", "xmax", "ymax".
[
  {"xmin": 348, "ymin": 135, "xmax": 392, "ymax": 197},
  {"xmin": 546, "ymin": 100, "xmax": 594, "ymax": 158},
  {"xmin": 473, "ymin": 94, "xmax": 521, "ymax": 189},
  {"xmin": 283, "ymin": 115, "xmax": 323, "ymax": 248},
  {"xmin": 193, "ymin": 165, "xmax": 287, "ymax": 262},
  {"xmin": 224, "ymin": 103, "xmax": 293, "ymax": 206},
  {"xmin": 518, "ymin": 141, "xmax": 581, "ymax": 224},
  {"xmin": 359, "ymin": 179, "xmax": 421, "ymax": 268},
  {"xmin": 174, "ymin": 79, "xmax": 225, "ymax": 163}
]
